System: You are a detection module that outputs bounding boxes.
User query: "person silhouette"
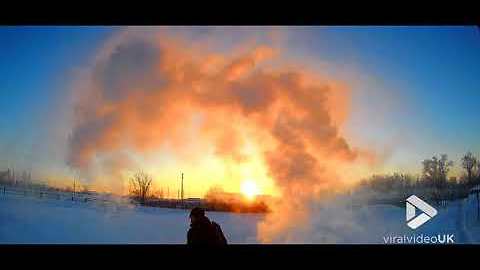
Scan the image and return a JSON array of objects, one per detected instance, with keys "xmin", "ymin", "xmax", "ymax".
[{"xmin": 187, "ymin": 207, "xmax": 227, "ymax": 246}]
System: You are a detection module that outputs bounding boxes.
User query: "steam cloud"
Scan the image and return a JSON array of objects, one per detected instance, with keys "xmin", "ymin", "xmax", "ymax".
[{"xmin": 67, "ymin": 28, "xmax": 375, "ymax": 242}]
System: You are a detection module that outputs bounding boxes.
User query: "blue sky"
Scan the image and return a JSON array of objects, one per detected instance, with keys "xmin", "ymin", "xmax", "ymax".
[
  {"xmin": 1, "ymin": 26, "xmax": 479, "ymax": 178},
  {"xmin": 0, "ymin": 27, "xmax": 117, "ymax": 175},
  {"xmin": 282, "ymin": 26, "xmax": 480, "ymax": 173}
]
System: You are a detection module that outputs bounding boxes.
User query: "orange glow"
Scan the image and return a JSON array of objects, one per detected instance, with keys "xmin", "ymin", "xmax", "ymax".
[
  {"xmin": 241, "ymin": 180, "xmax": 260, "ymax": 200},
  {"xmin": 66, "ymin": 29, "xmax": 377, "ymax": 243}
]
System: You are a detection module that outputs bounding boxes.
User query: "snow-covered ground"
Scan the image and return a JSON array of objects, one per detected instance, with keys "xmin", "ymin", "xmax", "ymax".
[
  {"xmin": 1, "ymin": 189, "xmax": 480, "ymax": 244},
  {"xmin": 0, "ymin": 192, "xmax": 263, "ymax": 244}
]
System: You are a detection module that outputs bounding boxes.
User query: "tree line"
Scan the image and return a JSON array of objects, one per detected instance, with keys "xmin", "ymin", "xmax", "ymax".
[
  {"xmin": 128, "ymin": 171, "xmax": 270, "ymax": 213},
  {"xmin": 359, "ymin": 152, "xmax": 480, "ymax": 203}
]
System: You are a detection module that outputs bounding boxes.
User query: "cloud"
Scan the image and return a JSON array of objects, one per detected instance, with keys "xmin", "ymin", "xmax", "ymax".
[{"xmin": 66, "ymin": 27, "xmax": 376, "ymax": 242}]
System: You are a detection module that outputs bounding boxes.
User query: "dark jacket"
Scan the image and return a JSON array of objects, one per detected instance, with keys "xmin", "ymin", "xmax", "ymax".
[{"xmin": 187, "ymin": 216, "xmax": 227, "ymax": 246}]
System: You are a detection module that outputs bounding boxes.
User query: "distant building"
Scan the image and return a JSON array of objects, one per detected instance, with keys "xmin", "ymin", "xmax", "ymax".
[{"xmin": 184, "ymin": 198, "xmax": 204, "ymax": 207}]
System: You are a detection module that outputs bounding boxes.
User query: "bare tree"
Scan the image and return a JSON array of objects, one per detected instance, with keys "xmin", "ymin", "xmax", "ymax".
[
  {"xmin": 422, "ymin": 154, "xmax": 453, "ymax": 204},
  {"xmin": 422, "ymin": 157, "xmax": 438, "ymax": 185},
  {"xmin": 477, "ymin": 161, "xmax": 480, "ymax": 180},
  {"xmin": 422, "ymin": 154, "xmax": 453, "ymax": 188},
  {"xmin": 461, "ymin": 152, "xmax": 478, "ymax": 183},
  {"xmin": 439, "ymin": 154, "xmax": 454, "ymax": 182},
  {"xmin": 129, "ymin": 171, "xmax": 153, "ymax": 204}
]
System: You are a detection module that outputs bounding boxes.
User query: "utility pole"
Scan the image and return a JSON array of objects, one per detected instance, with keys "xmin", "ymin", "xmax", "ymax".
[
  {"xmin": 181, "ymin": 172, "xmax": 184, "ymax": 205},
  {"xmin": 72, "ymin": 178, "xmax": 75, "ymax": 201}
]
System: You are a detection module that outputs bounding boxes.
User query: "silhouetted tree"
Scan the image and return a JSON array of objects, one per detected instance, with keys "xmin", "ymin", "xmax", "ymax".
[
  {"xmin": 477, "ymin": 161, "xmax": 480, "ymax": 183},
  {"xmin": 422, "ymin": 154, "xmax": 453, "ymax": 203},
  {"xmin": 129, "ymin": 171, "xmax": 153, "ymax": 204},
  {"xmin": 422, "ymin": 154, "xmax": 453, "ymax": 189},
  {"xmin": 439, "ymin": 154, "xmax": 453, "ymax": 181},
  {"xmin": 461, "ymin": 152, "xmax": 477, "ymax": 184}
]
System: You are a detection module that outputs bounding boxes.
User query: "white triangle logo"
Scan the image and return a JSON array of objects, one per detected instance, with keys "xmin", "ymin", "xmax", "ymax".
[{"xmin": 406, "ymin": 195, "xmax": 437, "ymax": 229}]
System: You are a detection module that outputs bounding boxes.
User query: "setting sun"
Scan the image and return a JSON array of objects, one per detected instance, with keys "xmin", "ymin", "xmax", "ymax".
[{"xmin": 241, "ymin": 180, "xmax": 260, "ymax": 200}]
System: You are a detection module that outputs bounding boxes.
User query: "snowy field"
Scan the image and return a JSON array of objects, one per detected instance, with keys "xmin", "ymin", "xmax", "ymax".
[
  {"xmin": 0, "ymin": 193, "xmax": 263, "ymax": 244},
  {"xmin": 1, "ymin": 189, "xmax": 480, "ymax": 244}
]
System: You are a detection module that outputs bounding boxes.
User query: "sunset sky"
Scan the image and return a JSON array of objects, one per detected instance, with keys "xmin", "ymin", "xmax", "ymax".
[{"xmin": 1, "ymin": 26, "xmax": 479, "ymax": 197}]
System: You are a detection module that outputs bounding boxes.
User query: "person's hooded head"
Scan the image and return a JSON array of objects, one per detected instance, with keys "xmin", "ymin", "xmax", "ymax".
[{"xmin": 189, "ymin": 207, "xmax": 207, "ymax": 225}]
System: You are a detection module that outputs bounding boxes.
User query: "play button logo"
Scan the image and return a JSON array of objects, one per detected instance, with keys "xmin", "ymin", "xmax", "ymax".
[{"xmin": 406, "ymin": 195, "xmax": 438, "ymax": 229}]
